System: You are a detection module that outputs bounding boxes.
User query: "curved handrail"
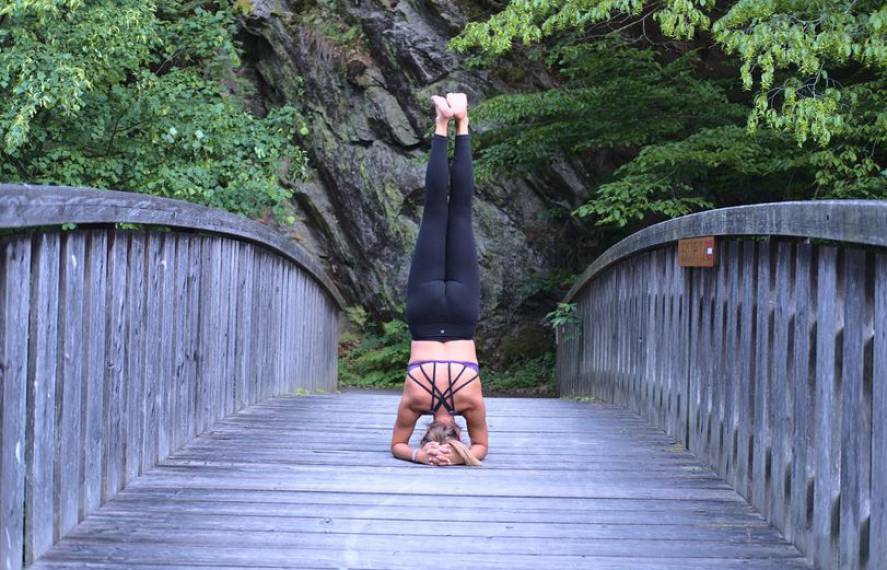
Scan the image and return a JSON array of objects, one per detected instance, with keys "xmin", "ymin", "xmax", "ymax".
[
  {"xmin": 564, "ymin": 200, "xmax": 887, "ymax": 303},
  {"xmin": 0, "ymin": 183, "xmax": 346, "ymax": 310}
]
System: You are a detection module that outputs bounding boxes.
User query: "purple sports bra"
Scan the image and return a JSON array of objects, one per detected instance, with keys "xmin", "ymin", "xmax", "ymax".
[{"xmin": 405, "ymin": 359, "xmax": 480, "ymax": 415}]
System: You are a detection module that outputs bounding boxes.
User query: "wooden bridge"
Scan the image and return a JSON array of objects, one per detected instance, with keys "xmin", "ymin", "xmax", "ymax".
[{"xmin": 0, "ymin": 185, "xmax": 884, "ymax": 570}]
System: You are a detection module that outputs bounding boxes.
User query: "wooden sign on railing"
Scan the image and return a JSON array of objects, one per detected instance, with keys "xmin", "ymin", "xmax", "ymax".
[{"xmin": 678, "ymin": 236, "xmax": 716, "ymax": 267}]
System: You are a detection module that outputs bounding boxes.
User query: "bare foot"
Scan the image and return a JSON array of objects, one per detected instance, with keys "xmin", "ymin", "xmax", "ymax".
[
  {"xmin": 446, "ymin": 92, "xmax": 468, "ymax": 120},
  {"xmin": 431, "ymin": 95, "xmax": 453, "ymax": 122}
]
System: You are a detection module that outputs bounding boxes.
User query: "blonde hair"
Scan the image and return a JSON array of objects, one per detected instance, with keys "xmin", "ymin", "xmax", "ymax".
[{"xmin": 420, "ymin": 419, "xmax": 482, "ymax": 467}]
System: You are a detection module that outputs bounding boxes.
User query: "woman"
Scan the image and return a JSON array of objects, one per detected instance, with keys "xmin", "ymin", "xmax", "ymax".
[{"xmin": 390, "ymin": 92, "xmax": 489, "ymax": 467}]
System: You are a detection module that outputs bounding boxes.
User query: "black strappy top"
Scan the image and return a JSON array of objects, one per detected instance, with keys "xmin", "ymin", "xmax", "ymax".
[{"xmin": 406, "ymin": 359, "xmax": 480, "ymax": 415}]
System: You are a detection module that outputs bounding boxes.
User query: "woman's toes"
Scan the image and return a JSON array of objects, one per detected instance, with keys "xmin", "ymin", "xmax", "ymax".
[
  {"xmin": 446, "ymin": 92, "xmax": 468, "ymax": 119},
  {"xmin": 431, "ymin": 95, "xmax": 453, "ymax": 120}
]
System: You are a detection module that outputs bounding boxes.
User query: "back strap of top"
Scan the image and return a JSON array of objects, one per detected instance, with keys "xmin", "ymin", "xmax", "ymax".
[{"xmin": 406, "ymin": 360, "xmax": 479, "ymax": 415}]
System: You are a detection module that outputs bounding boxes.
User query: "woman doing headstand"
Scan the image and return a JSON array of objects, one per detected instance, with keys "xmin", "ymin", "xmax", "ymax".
[{"xmin": 390, "ymin": 92, "xmax": 489, "ymax": 467}]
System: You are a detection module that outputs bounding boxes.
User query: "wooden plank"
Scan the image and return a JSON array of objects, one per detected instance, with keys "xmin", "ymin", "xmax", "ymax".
[
  {"xmin": 769, "ymin": 241, "xmax": 793, "ymax": 531},
  {"xmin": 234, "ymin": 243, "xmax": 254, "ymax": 411},
  {"xmin": 872, "ymin": 251, "xmax": 887, "ymax": 570},
  {"xmin": 157, "ymin": 233, "xmax": 176, "ymax": 460},
  {"xmin": 172, "ymin": 235, "xmax": 191, "ymax": 452},
  {"xmin": 789, "ymin": 243, "xmax": 813, "ymax": 553},
  {"xmin": 81, "ymin": 231, "xmax": 108, "ymax": 519},
  {"xmin": 222, "ymin": 239, "xmax": 237, "ymax": 416},
  {"xmin": 735, "ymin": 241, "xmax": 756, "ymax": 499},
  {"xmin": 1, "ymin": 236, "xmax": 31, "ymax": 570},
  {"xmin": 24, "ymin": 233, "xmax": 59, "ymax": 564},
  {"xmin": 58, "ymin": 232, "xmax": 85, "ymax": 535},
  {"xmin": 720, "ymin": 241, "xmax": 740, "ymax": 483},
  {"xmin": 561, "ymin": 198, "xmax": 887, "ymax": 303},
  {"xmin": 209, "ymin": 237, "xmax": 223, "ymax": 425},
  {"xmin": 751, "ymin": 239, "xmax": 772, "ymax": 517},
  {"xmin": 141, "ymin": 234, "xmax": 163, "ymax": 473},
  {"xmin": 185, "ymin": 235, "xmax": 201, "ymax": 441},
  {"xmin": 195, "ymin": 236, "xmax": 212, "ymax": 435},
  {"xmin": 710, "ymin": 239, "xmax": 728, "ymax": 473},
  {"xmin": 103, "ymin": 232, "xmax": 128, "ymax": 499},
  {"xmin": 838, "ymin": 247, "xmax": 867, "ymax": 569},
  {"xmin": 0, "ymin": 185, "xmax": 346, "ymax": 310},
  {"xmin": 813, "ymin": 246, "xmax": 839, "ymax": 569},
  {"xmin": 125, "ymin": 232, "xmax": 147, "ymax": 485},
  {"xmin": 27, "ymin": 393, "xmax": 810, "ymax": 569}
]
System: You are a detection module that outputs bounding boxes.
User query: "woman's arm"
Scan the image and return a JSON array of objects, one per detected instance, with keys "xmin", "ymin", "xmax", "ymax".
[
  {"xmin": 391, "ymin": 396, "xmax": 422, "ymax": 462},
  {"xmin": 466, "ymin": 397, "xmax": 488, "ymax": 459}
]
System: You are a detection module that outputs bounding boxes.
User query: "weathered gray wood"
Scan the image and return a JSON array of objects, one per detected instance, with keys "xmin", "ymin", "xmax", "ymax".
[
  {"xmin": 560, "ymin": 221, "xmax": 885, "ymax": 570},
  {"xmin": 751, "ymin": 240, "xmax": 772, "ymax": 518},
  {"xmin": 1, "ymin": 236, "xmax": 31, "ymax": 570},
  {"xmin": 58, "ymin": 232, "xmax": 86, "ymax": 536},
  {"xmin": 1, "ymin": 191, "xmax": 342, "ymax": 569},
  {"xmin": 789, "ymin": 243, "xmax": 813, "ymax": 553},
  {"xmin": 813, "ymin": 246, "xmax": 839, "ymax": 570},
  {"xmin": 735, "ymin": 241, "xmax": 756, "ymax": 499},
  {"xmin": 769, "ymin": 240, "xmax": 792, "ymax": 531},
  {"xmin": 29, "ymin": 393, "xmax": 811, "ymax": 569},
  {"xmin": 171, "ymin": 234, "xmax": 191, "ymax": 452},
  {"xmin": 157, "ymin": 233, "xmax": 176, "ymax": 460},
  {"xmin": 103, "ymin": 232, "xmax": 128, "ymax": 499},
  {"xmin": 873, "ymin": 252, "xmax": 887, "ymax": 570},
  {"xmin": 839, "ymin": 248, "xmax": 867, "ymax": 569},
  {"xmin": 142, "ymin": 234, "xmax": 162, "ymax": 474},
  {"xmin": 81, "ymin": 232, "xmax": 108, "ymax": 520},
  {"xmin": 0, "ymin": 184, "xmax": 345, "ymax": 310},
  {"xmin": 564, "ymin": 199, "xmax": 887, "ymax": 303},
  {"xmin": 24, "ymin": 234, "xmax": 59, "ymax": 564}
]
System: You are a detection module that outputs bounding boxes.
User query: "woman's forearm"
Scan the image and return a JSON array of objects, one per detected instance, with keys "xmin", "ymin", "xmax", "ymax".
[
  {"xmin": 392, "ymin": 442, "xmax": 424, "ymax": 463},
  {"xmin": 469, "ymin": 444, "xmax": 487, "ymax": 461}
]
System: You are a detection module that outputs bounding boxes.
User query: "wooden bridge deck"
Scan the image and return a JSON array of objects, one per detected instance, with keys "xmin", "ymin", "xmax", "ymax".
[{"xmin": 31, "ymin": 391, "xmax": 811, "ymax": 570}]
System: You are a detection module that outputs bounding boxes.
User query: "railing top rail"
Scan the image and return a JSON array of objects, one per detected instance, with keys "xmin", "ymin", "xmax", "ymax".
[
  {"xmin": 564, "ymin": 199, "xmax": 887, "ymax": 303},
  {"xmin": 0, "ymin": 183, "xmax": 346, "ymax": 310}
]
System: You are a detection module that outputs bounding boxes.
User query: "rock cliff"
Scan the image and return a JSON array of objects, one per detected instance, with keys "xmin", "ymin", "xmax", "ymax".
[{"xmin": 239, "ymin": 0, "xmax": 595, "ymax": 361}]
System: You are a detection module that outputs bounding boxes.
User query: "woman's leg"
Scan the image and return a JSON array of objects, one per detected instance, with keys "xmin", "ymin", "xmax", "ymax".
[
  {"xmin": 445, "ymin": 102, "xmax": 479, "ymax": 291},
  {"xmin": 406, "ymin": 127, "xmax": 450, "ymax": 292}
]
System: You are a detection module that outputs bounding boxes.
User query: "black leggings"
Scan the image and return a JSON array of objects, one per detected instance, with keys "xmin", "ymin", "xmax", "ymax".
[{"xmin": 405, "ymin": 133, "xmax": 480, "ymax": 341}]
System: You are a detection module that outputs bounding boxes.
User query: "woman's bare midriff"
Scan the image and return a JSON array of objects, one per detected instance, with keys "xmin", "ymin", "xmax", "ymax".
[{"xmin": 409, "ymin": 339, "xmax": 478, "ymax": 364}]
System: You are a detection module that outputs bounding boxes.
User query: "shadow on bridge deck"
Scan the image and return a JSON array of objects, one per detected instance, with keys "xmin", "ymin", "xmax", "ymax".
[{"xmin": 31, "ymin": 391, "xmax": 811, "ymax": 569}]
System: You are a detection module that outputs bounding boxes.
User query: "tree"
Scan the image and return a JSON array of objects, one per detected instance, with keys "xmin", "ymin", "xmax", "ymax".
[
  {"xmin": 0, "ymin": 0, "xmax": 310, "ymax": 223},
  {"xmin": 449, "ymin": 0, "xmax": 885, "ymax": 227}
]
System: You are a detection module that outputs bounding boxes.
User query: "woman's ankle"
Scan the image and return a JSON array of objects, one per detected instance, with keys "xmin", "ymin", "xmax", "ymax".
[{"xmin": 455, "ymin": 117, "xmax": 469, "ymax": 135}]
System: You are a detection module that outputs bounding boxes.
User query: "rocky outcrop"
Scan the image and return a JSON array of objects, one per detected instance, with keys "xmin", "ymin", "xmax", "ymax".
[{"xmin": 239, "ymin": 0, "xmax": 593, "ymax": 362}]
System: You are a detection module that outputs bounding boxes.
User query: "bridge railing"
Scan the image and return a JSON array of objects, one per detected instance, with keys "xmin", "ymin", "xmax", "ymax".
[
  {"xmin": 556, "ymin": 201, "xmax": 887, "ymax": 570},
  {"xmin": 0, "ymin": 185, "xmax": 344, "ymax": 569}
]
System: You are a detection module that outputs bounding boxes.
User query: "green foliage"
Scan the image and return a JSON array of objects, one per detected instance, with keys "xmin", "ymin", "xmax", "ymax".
[
  {"xmin": 483, "ymin": 351, "xmax": 556, "ymax": 393},
  {"xmin": 338, "ymin": 316, "xmax": 412, "ymax": 389},
  {"xmin": 449, "ymin": 0, "xmax": 886, "ymax": 149},
  {"xmin": 519, "ymin": 267, "xmax": 577, "ymax": 297},
  {"xmin": 545, "ymin": 302, "xmax": 579, "ymax": 329},
  {"xmin": 450, "ymin": 2, "xmax": 885, "ymax": 228},
  {"xmin": 0, "ymin": 0, "xmax": 309, "ymax": 223}
]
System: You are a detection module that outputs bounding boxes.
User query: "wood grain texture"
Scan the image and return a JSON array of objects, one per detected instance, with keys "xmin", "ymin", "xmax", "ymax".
[
  {"xmin": 1, "ymin": 236, "xmax": 32, "ymax": 570},
  {"xmin": 0, "ymin": 219, "xmax": 340, "ymax": 570},
  {"xmin": 0, "ymin": 184, "xmax": 345, "ymax": 310},
  {"xmin": 559, "ymin": 232, "xmax": 885, "ymax": 570},
  {"xmin": 29, "ymin": 392, "xmax": 812, "ymax": 570},
  {"xmin": 564, "ymin": 199, "xmax": 887, "ymax": 303}
]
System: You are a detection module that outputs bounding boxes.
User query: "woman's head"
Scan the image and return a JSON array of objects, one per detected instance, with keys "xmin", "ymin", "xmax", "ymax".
[{"xmin": 420, "ymin": 418, "xmax": 482, "ymax": 466}]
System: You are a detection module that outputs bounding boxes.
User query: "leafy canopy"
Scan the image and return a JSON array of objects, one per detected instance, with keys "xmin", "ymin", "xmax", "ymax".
[
  {"xmin": 448, "ymin": 0, "xmax": 885, "ymax": 228},
  {"xmin": 0, "ymin": 0, "xmax": 309, "ymax": 223}
]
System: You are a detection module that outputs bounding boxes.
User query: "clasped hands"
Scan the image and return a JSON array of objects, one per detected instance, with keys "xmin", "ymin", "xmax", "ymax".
[{"xmin": 420, "ymin": 441, "xmax": 461, "ymax": 466}]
